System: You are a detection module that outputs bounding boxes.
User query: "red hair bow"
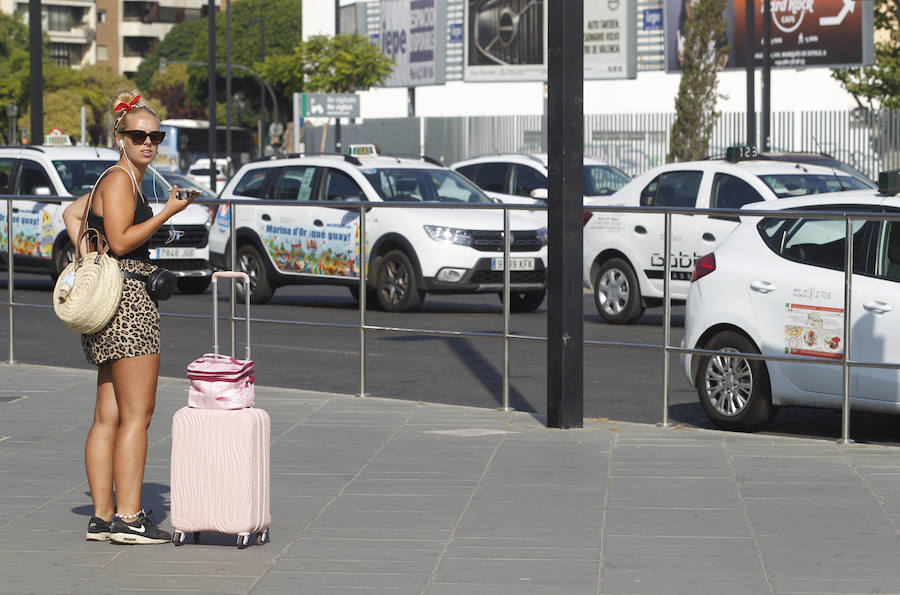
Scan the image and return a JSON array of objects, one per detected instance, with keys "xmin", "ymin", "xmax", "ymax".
[{"xmin": 113, "ymin": 95, "xmax": 141, "ymax": 113}]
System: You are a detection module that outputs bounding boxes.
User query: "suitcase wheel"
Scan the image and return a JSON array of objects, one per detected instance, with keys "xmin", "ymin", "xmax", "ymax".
[
  {"xmin": 256, "ymin": 529, "xmax": 268, "ymax": 545},
  {"xmin": 172, "ymin": 531, "xmax": 185, "ymax": 546},
  {"xmin": 237, "ymin": 534, "xmax": 250, "ymax": 549}
]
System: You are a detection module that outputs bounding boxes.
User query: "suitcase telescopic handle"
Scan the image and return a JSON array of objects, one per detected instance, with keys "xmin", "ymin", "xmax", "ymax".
[{"xmin": 211, "ymin": 271, "xmax": 251, "ymax": 361}]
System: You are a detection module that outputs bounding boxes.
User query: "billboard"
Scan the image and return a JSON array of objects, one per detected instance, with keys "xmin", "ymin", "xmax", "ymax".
[
  {"xmin": 380, "ymin": 0, "xmax": 447, "ymax": 87},
  {"xmin": 664, "ymin": 0, "xmax": 873, "ymax": 72},
  {"xmin": 464, "ymin": 0, "xmax": 547, "ymax": 82},
  {"xmin": 584, "ymin": 0, "xmax": 638, "ymax": 79},
  {"xmin": 463, "ymin": 0, "xmax": 637, "ymax": 82}
]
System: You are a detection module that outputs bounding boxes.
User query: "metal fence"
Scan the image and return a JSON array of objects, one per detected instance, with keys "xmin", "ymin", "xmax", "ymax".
[
  {"xmin": 303, "ymin": 109, "xmax": 900, "ymax": 179},
  {"xmin": 3, "ymin": 193, "xmax": 900, "ymax": 443}
]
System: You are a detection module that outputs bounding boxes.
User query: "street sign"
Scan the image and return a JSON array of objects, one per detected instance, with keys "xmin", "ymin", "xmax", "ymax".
[{"xmin": 301, "ymin": 93, "xmax": 360, "ymax": 118}]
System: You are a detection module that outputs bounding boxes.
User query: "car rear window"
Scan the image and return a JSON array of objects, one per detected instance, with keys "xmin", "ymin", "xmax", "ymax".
[{"xmin": 758, "ymin": 210, "xmax": 871, "ymax": 273}]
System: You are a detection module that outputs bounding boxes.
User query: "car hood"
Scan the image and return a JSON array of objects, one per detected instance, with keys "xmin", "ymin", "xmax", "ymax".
[
  {"xmin": 391, "ymin": 206, "xmax": 546, "ymax": 230},
  {"xmin": 149, "ymin": 202, "xmax": 210, "ymax": 225}
]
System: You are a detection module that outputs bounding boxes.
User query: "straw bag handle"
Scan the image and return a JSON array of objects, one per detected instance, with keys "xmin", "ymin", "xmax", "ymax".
[{"xmin": 74, "ymin": 164, "xmax": 139, "ymax": 261}]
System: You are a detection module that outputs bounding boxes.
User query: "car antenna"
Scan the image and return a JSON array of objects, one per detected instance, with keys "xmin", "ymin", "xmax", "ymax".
[{"xmin": 811, "ymin": 135, "xmax": 846, "ymax": 191}]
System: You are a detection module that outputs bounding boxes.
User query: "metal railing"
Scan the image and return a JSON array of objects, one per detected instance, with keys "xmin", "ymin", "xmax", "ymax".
[{"xmin": 3, "ymin": 193, "xmax": 900, "ymax": 442}]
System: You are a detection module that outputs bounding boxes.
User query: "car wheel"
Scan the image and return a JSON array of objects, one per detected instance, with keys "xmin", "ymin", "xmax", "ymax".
[
  {"xmin": 52, "ymin": 238, "xmax": 75, "ymax": 281},
  {"xmin": 499, "ymin": 291, "xmax": 545, "ymax": 313},
  {"xmin": 236, "ymin": 244, "xmax": 274, "ymax": 304},
  {"xmin": 593, "ymin": 258, "xmax": 644, "ymax": 324},
  {"xmin": 176, "ymin": 277, "xmax": 211, "ymax": 294},
  {"xmin": 374, "ymin": 250, "xmax": 424, "ymax": 312},
  {"xmin": 348, "ymin": 285, "xmax": 380, "ymax": 308},
  {"xmin": 696, "ymin": 331, "xmax": 773, "ymax": 432}
]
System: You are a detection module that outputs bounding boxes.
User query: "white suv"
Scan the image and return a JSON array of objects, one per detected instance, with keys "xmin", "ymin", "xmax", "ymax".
[
  {"xmin": 582, "ymin": 157, "xmax": 872, "ymax": 324},
  {"xmin": 451, "ymin": 153, "xmax": 631, "ymax": 205},
  {"xmin": 208, "ymin": 149, "xmax": 549, "ymax": 312},
  {"xmin": 0, "ymin": 146, "xmax": 214, "ymax": 293}
]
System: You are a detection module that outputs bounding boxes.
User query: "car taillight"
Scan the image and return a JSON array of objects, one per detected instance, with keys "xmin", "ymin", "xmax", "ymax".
[
  {"xmin": 691, "ymin": 253, "xmax": 716, "ymax": 282},
  {"xmin": 583, "ymin": 211, "xmax": 593, "ymax": 225}
]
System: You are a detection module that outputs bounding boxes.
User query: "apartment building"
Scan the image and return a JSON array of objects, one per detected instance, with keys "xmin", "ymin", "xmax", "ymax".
[{"xmin": 3, "ymin": 1, "xmax": 215, "ymax": 76}]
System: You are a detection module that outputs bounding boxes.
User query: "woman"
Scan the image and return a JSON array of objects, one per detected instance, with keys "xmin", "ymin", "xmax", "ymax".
[{"xmin": 63, "ymin": 91, "xmax": 198, "ymax": 544}]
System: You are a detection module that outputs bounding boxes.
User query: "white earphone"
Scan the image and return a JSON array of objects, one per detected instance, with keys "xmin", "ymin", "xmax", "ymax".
[{"xmin": 119, "ymin": 139, "xmax": 124, "ymax": 149}]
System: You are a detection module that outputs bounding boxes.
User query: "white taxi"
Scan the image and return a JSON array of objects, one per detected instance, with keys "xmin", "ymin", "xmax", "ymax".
[
  {"xmin": 582, "ymin": 155, "xmax": 871, "ymax": 324},
  {"xmin": 0, "ymin": 145, "xmax": 214, "ymax": 293},
  {"xmin": 208, "ymin": 147, "xmax": 549, "ymax": 312},
  {"xmin": 681, "ymin": 184, "xmax": 900, "ymax": 431}
]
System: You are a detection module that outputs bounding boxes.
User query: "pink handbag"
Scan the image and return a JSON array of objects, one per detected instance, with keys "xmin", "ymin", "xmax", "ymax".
[
  {"xmin": 187, "ymin": 354, "xmax": 255, "ymax": 409},
  {"xmin": 186, "ymin": 271, "xmax": 255, "ymax": 410}
]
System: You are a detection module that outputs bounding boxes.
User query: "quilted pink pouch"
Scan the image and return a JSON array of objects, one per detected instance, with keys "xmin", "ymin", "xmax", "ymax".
[{"xmin": 187, "ymin": 353, "xmax": 255, "ymax": 409}]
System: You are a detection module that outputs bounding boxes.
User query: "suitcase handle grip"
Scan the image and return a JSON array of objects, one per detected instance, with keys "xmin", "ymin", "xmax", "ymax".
[{"xmin": 212, "ymin": 272, "xmax": 251, "ymax": 361}]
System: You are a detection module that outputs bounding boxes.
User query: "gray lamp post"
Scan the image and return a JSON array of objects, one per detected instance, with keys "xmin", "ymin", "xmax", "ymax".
[
  {"xmin": 249, "ymin": 18, "xmax": 265, "ymax": 157},
  {"xmin": 5, "ymin": 104, "xmax": 17, "ymax": 145}
]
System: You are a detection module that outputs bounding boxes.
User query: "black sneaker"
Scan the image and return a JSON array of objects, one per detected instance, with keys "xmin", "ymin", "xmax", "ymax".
[
  {"xmin": 109, "ymin": 510, "xmax": 171, "ymax": 545},
  {"xmin": 86, "ymin": 516, "xmax": 111, "ymax": 541}
]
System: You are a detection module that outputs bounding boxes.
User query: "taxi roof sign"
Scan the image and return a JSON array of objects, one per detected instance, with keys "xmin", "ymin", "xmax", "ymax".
[
  {"xmin": 44, "ymin": 129, "xmax": 72, "ymax": 146},
  {"xmin": 348, "ymin": 144, "xmax": 378, "ymax": 158},
  {"xmin": 725, "ymin": 145, "xmax": 759, "ymax": 163}
]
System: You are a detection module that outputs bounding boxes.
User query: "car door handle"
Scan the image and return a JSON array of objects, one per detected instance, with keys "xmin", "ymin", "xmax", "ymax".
[
  {"xmin": 863, "ymin": 300, "xmax": 893, "ymax": 313},
  {"xmin": 750, "ymin": 280, "xmax": 776, "ymax": 293},
  {"xmin": 261, "ymin": 213, "xmax": 271, "ymax": 221},
  {"xmin": 314, "ymin": 219, "xmax": 324, "ymax": 227},
  {"xmin": 11, "ymin": 208, "xmax": 19, "ymax": 213},
  {"xmin": 634, "ymin": 225, "xmax": 646, "ymax": 234},
  {"xmin": 702, "ymin": 232, "xmax": 716, "ymax": 242}
]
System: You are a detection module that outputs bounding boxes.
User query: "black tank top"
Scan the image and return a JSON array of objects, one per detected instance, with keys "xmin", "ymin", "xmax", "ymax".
[{"xmin": 86, "ymin": 192, "xmax": 153, "ymax": 262}]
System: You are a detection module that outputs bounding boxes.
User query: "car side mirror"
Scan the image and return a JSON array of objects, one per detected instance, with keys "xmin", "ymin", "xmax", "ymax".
[{"xmin": 530, "ymin": 188, "xmax": 548, "ymax": 200}]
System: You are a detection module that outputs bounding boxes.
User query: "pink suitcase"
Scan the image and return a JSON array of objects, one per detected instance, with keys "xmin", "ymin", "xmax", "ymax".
[
  {"xmin": 170, "ymin": 272, "xmax": 271, "ymax": 548},
  {"xmin": 170, "ymin": 406, "xmax": 271, "ymax": 547}
]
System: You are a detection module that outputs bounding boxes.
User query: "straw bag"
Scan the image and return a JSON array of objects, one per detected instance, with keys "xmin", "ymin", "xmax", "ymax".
[{"xmin": 52, "ymin": 166, "xmax": 127, "ymax": 334}]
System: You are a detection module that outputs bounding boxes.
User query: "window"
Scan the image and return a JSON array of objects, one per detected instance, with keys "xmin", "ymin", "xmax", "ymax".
[
  {"xmin": 584, "ymin": 165, "xmax": 630, "ymax": 196},
  {"xmin": 321, "ymin": 170, "xmax": 363, "ymax": 202},
  {"xmin": 710, "ymin": 173, "xmax": 764, "ymax": 219},
  {"xmin": 758, "ymin": 212, "xmax": 871, "ymax": 273},
  {"xmin": 98, "ymin": 9, "xmax": 107, "ymax": 24},
  {"xmin": 16, "ymin": 160, "xmax": 55, "ymax": 196},
  {"xmin": 97, "ymin": 45, "xmax": 108, "ymax": 61},
  {"xmin": 455, "ymin": 164, "xmax": 477, "ymax": 182},
  {"xmin": 511, "ymin": 164, "xmax": 546, "ymax": 197},
  {"xmin": 267, "ymin": 167, "xmax": 316, "ymax": 201},
  {"xmin": 362, "ymin": 169, "xmax": 491, "ymax": 204},
  {"xmin": 123, "ymin": 37, "xmax": 156, "ymax": 58},
  {"xmin": 50, "ymin": 43, "xmax": 71, "ymax": 67},
  {"xmin": 473, "ymin": 162, "xmax": 509, "ymax": 193},
  {"xmin": 0, "ymin": 159, "xmax": 14, "ymax": 194},
  {"xmin": 876, "ymin": 219, "xmax": 900, "ymax": 282},
  {"xmin": 758, "ymin": 173, "xmax": 870, "ymax": 198},
  {"xmin": 640, "ymin": 171, "xmax": 702, "ymax": 208},
  {"xmin": 233, "ymin": 169, "xmax": 269, "ymax": 197}
]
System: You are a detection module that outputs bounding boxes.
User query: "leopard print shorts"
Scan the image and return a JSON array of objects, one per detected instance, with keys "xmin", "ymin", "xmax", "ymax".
[{"xmin": 82, "ymin": 259, "xmax": 160, "ymax": 366}]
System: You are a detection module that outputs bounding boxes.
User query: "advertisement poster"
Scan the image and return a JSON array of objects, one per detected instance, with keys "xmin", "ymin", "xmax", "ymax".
[
  {"xmin": 261, "ymin": 222, "xmax": 362, "ymax": 279},
  {"xmin": 784, "ymin": 302, "xmax": 843, "ymax": 359},
  {"xmin": 380, "ymin": 0, "xmax": 446, "ymax": 87},
  {"xmin": 464, "ymin": 0, "xmax": 547, "ymax": 82},
  {"xmin": 665, "ymin": 0, "xmax": 872, "ymax": 72},
  {"xmin": 584, "ymin": 0, "xmax": 638, "ymax": 79},
  {"xmin": 0, "ymin": 206, "xmax": 54, "ymax": 258}
]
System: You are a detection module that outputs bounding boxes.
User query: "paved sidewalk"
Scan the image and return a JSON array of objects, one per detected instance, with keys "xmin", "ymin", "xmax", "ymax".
[{"xmin": 1, "ymin": 363, "xmax": 899, "ymax": 594}]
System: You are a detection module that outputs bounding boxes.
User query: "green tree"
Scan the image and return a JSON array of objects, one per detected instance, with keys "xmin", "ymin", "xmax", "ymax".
[
  {"xmin": 831, "ymin": 0, "xmax": 900, "ymax": 109},
  {"xmin": 149, "ymin": 63, "xmax": 206, "ymax": 120},
  {"xmin": 0, "ymin": 12, "xmax": 32, "ymax": 142},
  {"xmin": 133, "ymin": 19, "xmax": 206, "ymax": 91},
  {"xmin": 667, "ymin": 0, "xmax": 730, "ymax": 162},
  {"xmin": 259, "ymin": 34, "xmax": 394, "ymax": 94}
]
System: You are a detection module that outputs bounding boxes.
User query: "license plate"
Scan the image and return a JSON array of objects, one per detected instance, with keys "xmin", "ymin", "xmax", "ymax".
[
  {"xmin": 154, "ymin": 247, "xmax": 197, "ymax": 259},
  {"xmin": 491, "ymin": 257, "xmax": 535, "ymax": 271}
]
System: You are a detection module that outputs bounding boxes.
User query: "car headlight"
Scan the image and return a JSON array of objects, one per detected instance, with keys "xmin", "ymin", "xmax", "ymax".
[
  {"xmin": 537, "ymin": 227, "xmax": 548, "ymax": 246},
  {"xmin": 424, "ymin": 225, "xmax": 473, "ymax": 246}
]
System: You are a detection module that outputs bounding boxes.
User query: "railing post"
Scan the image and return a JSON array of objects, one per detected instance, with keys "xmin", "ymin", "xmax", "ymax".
[
  {"xmin": 501, "ymin": 207, "xmax": 512, "ymax": 411},
  {"xmin": 358, "ymin": 204, "xmax": 367, "ymax": 399},
  {"xmin": 229, "ymin": 200, "xmax": 237, "ymax": 357},
  {"xmin": 660, "ymin": 210, "xmax": 672, "ymax": 428},
  {"xmin": 839, "ymin": 215, "xmax": 854, "ymax": 444},
  {"xmin": 6, "ymin": 196, "xmax": 14, "ymax": 364}
]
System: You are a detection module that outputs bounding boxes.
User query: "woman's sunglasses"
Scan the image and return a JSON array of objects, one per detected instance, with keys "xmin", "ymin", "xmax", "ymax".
[{"xmin": 121, "ymin": 130, "xmax": 166, "ymax": 145}]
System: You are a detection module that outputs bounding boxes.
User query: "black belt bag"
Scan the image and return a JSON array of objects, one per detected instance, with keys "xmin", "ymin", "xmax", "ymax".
[{"xmin": 122, "ymin": 268, "xmax": 177, "ymax": 301}]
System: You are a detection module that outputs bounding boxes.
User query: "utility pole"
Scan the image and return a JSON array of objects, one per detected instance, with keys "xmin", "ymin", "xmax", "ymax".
[
  {"xmin": 745, "ymin": 0, "xmax": 756, "ymax": 146},
  {"xmin": 334, "ymin": 0, "xmax": 342, "ymax": 153},
  {"xmin": 28, "ymin": 0, "xmax": 41, "ymax": 144},
  {"xmin": 761, "ymin": 0, "xmax": 771, "ymax": 151},
  {"xmin": 226, "ymin": 0, "xmax": 232, "ymax": 170},
  {"xmin": 547, "ymin": 1, "xmax": 584, "ymax": 428},
  {"xmin": 208, "ymin": 0, "xmax": 216, "ymax": 191},
  {"xmin": 250, "ymin": 19, "xmax": 265, "ymax": 157}
]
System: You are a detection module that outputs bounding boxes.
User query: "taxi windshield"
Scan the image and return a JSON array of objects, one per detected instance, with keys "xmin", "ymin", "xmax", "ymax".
[
  {"xmin": 758, "ymin": 173, "xmax": 870, "ymax": 198},
  {"xmin": 363, "ymin": 168, "xmax": 494, "ymax": 204},
  {"xmin": 52, "ymin": 160, "xmax": 117, "ymax": 194},
  {"xmin": 584, "ymin": 165, "xmax": 630, "ymax": 196}
]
